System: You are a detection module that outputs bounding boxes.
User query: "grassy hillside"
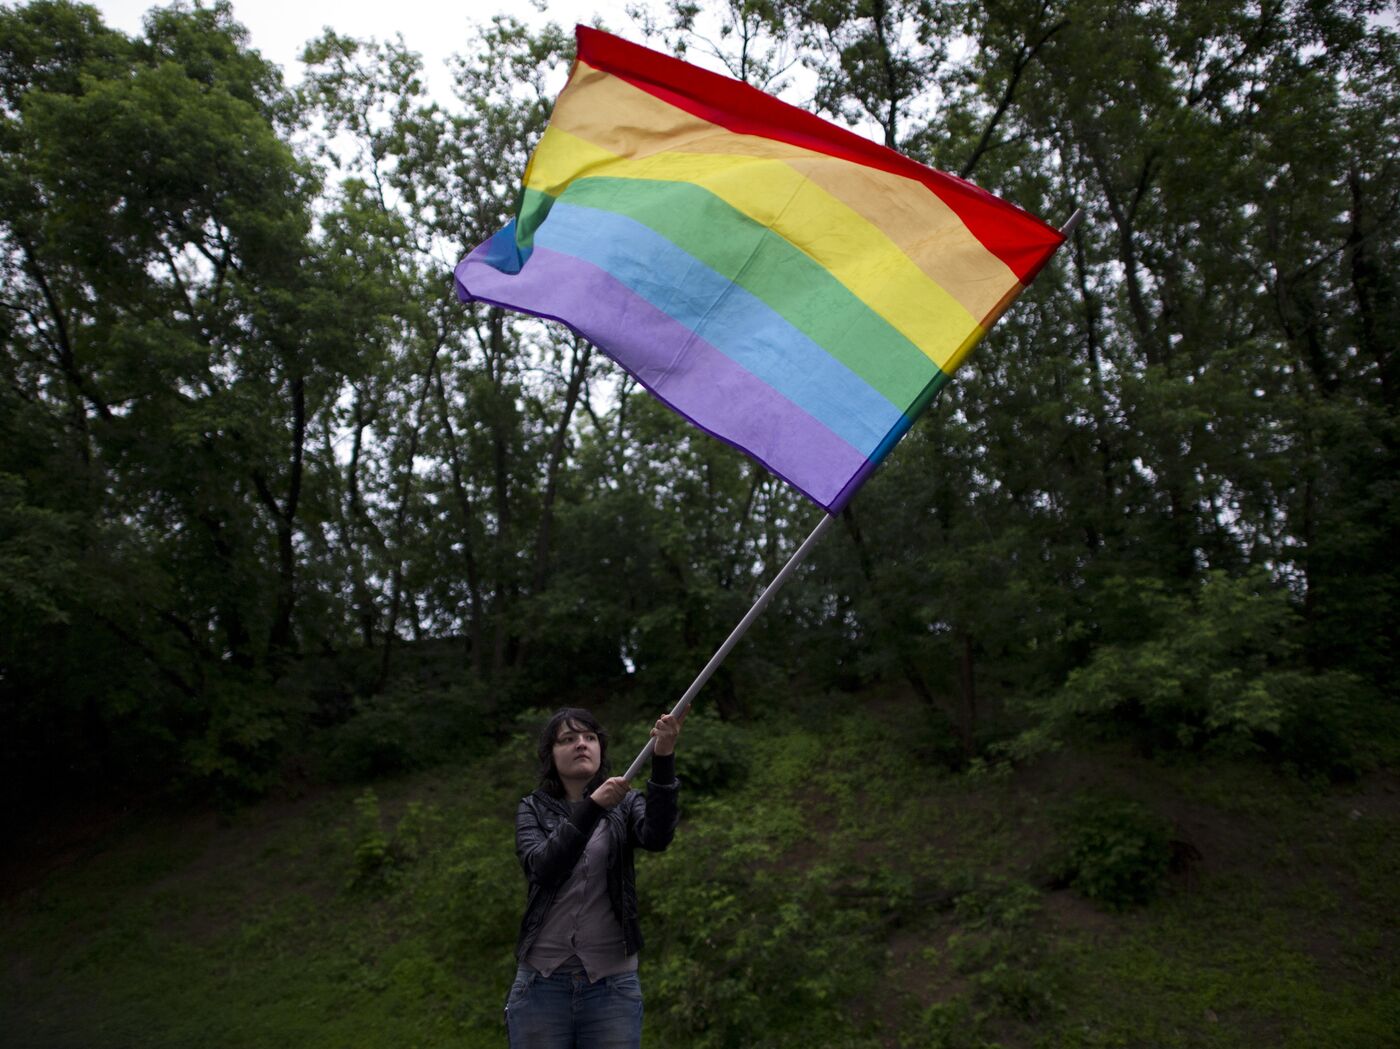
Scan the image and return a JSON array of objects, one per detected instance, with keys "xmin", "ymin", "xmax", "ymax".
[{"xmin": 3, "ymin": 691, "xmax": 1397, "ymax": 1048}]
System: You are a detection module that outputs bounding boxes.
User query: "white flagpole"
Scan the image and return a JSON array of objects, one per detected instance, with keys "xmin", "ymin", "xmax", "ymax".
[
  {"xmin": 624, "ymin": 207, "xmax": 1085, "ymax": 780},
  {"xmin": 622, "ymin": 511, "xmax": 839, "ymax": 780}
]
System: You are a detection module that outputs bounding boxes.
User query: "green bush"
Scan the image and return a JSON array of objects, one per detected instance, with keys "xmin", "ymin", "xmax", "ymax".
[
  {"xmin": 667, "ymin": 709, "xmax": 750, "ymax": 795},
  {"xmin": 949, "ymin": 879, "xmax": 1062, "ymax": 1022},
  {"xmin": 638, "ymin": 782, "xmax": 884, "ymax": 1047},
  {"xmin": 1048, "ymin": 796, "xmax": 1171, "ymax": 909},
  {"xmin": 1033, "ymin": 572, "xmax": 1366, "ymax": 777},
  {"xmin": 320, "ymin": 682, "xmax": 493, "ymax": 782},
  {"xmin": 917, "ymin": 1000, "xmax": 997, "ymax": 1049},
  {"xmin": 1264, "ymin": 672, "xmax": 1373, "ymax": 782},
  {"xmin": 345, "ymin": 789, "xmax": 445, "ymax": 891},
  {"xmin": 909, "ymin": 705, "xmax": 971, "ymax": 770},
  {"xmin": 182, "ymin": 676, "xmax": 296, "ymax": 802},
  {"xmin": 615, "ymin": 707, "xmax": 750, "ymax": 795},
  {"xmin": 347, "ymin": 789, "xmax": 393, "ymax": 888}
]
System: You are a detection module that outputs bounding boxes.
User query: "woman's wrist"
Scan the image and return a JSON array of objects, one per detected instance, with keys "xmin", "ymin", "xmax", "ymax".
[{"xmin": 651, "ymin": 752, "xmax": 676, "ymax": 784}]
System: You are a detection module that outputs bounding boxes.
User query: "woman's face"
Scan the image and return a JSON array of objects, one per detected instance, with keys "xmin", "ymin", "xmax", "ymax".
[{"xmin": 553, "ymin": 719, "xmax": 601, "ymax": 783}]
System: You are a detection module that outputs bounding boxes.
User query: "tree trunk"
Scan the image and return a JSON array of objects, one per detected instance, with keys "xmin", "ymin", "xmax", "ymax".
[
  {"xmin": 377, "ymin": 344, "xmax": 442, "ymax": 690},
  {"xmin": 432, "ymin": 366, "xmax": 485, "ymax": 676}
]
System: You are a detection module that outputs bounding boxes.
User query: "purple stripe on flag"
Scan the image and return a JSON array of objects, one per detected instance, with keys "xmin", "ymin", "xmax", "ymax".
[{"xmin": 456, "ymin": 242, "xmax": 869, "ymax": 510}]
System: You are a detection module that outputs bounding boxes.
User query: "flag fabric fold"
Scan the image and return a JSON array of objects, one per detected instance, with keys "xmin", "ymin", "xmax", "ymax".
[{"xmin": 456, "ymin": 25, "xmax": 1066, "ymax": 513}]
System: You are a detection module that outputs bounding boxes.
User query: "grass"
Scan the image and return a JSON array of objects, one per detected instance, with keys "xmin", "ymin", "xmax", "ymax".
[{"xmin": 2, "ymin": 694, "xmax": 1397, "ymax": 1048}]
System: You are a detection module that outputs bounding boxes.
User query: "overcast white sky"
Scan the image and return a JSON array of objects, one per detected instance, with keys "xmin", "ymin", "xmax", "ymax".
[{"xmin": 92, "ymin": 0, "xmax": 644, "ymax": 93}]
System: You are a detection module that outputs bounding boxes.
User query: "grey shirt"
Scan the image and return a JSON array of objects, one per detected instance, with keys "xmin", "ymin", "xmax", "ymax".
[{"xmin": 523, "ymin": 804, "xmax": 638, "ymax": 981}]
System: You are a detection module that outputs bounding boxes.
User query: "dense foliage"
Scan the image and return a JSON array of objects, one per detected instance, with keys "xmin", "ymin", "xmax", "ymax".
[
  {"xmin": 4, "ymin": 705, "xmax": 1397, "ymax": 1047},
  {"xmin": 1, "ymin": 0, "xmax": 1396, "ymax": 811}
]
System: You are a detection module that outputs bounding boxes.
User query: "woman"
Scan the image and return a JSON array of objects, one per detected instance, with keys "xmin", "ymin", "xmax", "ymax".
[{"xmin": 506, "ymin": 707, "xmax": 683, "ymax": 1049}]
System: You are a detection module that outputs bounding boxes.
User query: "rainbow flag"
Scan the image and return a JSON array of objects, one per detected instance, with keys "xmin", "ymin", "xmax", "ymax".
[{"xmin": 455, "ymin": 26, "xmax": 1066, "ymax": 513}]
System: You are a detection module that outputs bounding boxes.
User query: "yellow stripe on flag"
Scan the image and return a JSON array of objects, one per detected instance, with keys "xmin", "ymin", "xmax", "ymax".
[{"xmin": 526, "ymin": 124, "xmax": 985, "ymax": 372}]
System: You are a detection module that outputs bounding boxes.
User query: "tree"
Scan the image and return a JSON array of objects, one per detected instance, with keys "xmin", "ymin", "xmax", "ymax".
[{"xmin": 1, "ymin": 0, "xmax": 378, "ymax": 795}]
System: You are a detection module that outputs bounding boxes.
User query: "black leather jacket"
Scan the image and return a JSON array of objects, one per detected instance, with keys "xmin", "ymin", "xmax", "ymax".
[{"xmin": 514, "ymin": 771, "xmax": 680, "ymax": 961}]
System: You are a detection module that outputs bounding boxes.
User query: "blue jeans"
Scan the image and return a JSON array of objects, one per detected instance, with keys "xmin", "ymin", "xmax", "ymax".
[{"xmin": 504, "ymin": 966, "xmax": 643, "ymax": 1049}]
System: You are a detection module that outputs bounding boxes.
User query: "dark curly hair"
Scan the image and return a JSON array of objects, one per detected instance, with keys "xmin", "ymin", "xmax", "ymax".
[{"xmin": 537, "ymin": 707, "xmax": 610, "ymax": 798}]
